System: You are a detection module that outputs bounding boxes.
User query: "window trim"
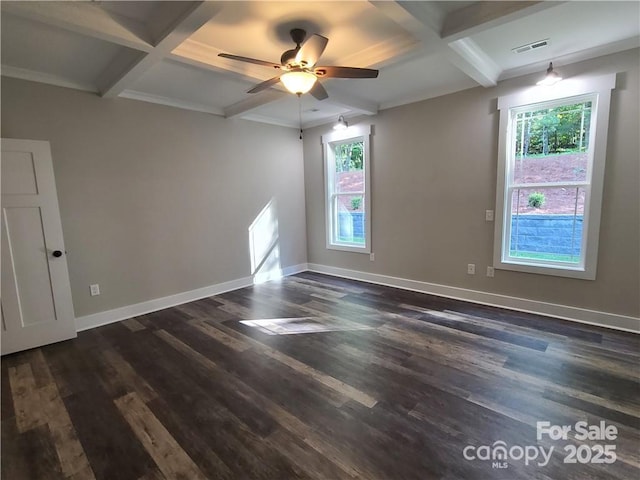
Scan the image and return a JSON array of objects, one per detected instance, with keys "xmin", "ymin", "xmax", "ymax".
[
  {"xmin": 322, "ymin": 124, "xmax": 372, "ymax": 253},
  {"xmin": 493, "ymin": 74, "xmax": 616, "ymax": 280}
]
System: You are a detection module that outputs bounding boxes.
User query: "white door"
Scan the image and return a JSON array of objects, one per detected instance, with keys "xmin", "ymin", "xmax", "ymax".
[{"xmin": 1, "ymin": 139, "xmax": 76, "ymax": 355}]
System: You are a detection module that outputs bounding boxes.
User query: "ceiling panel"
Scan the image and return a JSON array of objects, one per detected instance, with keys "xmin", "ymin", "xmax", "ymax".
[
  {"xmin": 129, "ymin": 59, "xmax": 254, "ymax": 109},
  {"xmin": 336, "ymin": 53, "xmax": 477, "ymax": 109},
  {"xmin": 97, "ymin": 0, "xmax": 163, "ymax": 23},
  {"xmin": 1, "ymin": 13, "xmax": 125, "ymax": 88},
  {"xmin": 472, "ymin": 1, "xmax": 640, "ymax": 71},
  {"xmin": 189, "ymin": 1, "xmax": 416, "ymax": 66},
  {"xmin": 245, "ymin": 93, "xmax": 350, "ymax": 128},
  {"xmin": 432, "ymin": 1, "xmax": 476, "ymax": 15}
]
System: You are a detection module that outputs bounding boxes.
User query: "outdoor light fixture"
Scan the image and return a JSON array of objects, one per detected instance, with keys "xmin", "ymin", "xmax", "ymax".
[
  {"xmin": 537, "ymin": 62, "xmax": 562, "ymax": 86},
  {"xmin": 333, "ymin": 115, "xmax": 348, "ymax": 130},
  {"xmin": 280, "ymin": 71, "xmax": 317, "ymax": 95}
]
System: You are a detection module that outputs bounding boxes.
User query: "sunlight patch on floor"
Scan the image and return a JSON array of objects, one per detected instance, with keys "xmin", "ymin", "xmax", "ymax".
[{"xmin": 239, "ymin": 317, "xmax": 373, "ymax": 335}]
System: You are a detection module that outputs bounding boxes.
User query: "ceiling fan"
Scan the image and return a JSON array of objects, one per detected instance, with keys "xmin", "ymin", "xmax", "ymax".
[{"xmin": 218, "ymin": 28, "xmax": 379, "ymax": 100}]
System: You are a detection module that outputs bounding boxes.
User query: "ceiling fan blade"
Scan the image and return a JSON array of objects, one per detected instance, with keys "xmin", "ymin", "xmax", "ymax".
[
  {"xmin": 218, "ymin": 53, "xmax": 280, "ymax": 69},
  {"xmin": 295, "ymin": 34, "xmax": 328, "ymax": 67},
  {"xmin": 314, "ymin": 66, "xmax": 379, "ymax": 79},
  {"xmin": 309, "ymin": 81, "xmax": 328, "ymax": 101},
  {"xmin": 247, "ymin": 76, "xmax": 281, "ymax": 94}
]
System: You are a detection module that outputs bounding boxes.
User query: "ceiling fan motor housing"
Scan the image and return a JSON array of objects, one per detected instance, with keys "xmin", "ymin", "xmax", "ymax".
[{"xmin": 290, "ymin": 28, "xmax": 306, "ymax": 46}]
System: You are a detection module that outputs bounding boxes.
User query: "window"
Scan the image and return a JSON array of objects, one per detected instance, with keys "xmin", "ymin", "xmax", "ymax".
[
  {"xmin": 494, "ymin": 74, "xmax": 616, "ymax": 279},
  {"xmin": 322, "ymin": 124, "xmax": 371, "ymax": 253}
]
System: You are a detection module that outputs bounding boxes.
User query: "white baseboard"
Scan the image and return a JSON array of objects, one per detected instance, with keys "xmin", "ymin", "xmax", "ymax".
[
  {"xmin": 75, "ymin": 263, "xmax": 308, "ymax": 332},
  {"xmin": 307, "ymin": 263, "xmax": 640, "ymax": 334},
  {"xmin": 75, "ymin": 261, "xmax": 639, "ymax": 334}
]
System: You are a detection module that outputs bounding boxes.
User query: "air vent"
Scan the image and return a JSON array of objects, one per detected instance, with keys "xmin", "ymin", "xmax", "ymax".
[{"xmin": 512, "ymin": 39, "xmax": 549, "ymax": 54}]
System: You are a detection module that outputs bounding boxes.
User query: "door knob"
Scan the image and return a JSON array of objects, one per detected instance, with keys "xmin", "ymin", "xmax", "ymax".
[{"xmin": 52, "ymin": 250, "xmax": 63, "ymax": 257}]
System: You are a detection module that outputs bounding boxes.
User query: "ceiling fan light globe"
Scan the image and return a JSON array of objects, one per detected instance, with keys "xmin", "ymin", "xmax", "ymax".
[{"xmin": 281, "ymin": 71, "xmax": 317, "ymax": 94}]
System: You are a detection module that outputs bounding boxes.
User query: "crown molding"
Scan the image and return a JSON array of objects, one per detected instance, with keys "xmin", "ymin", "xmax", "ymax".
[
  {"xmin": 119, "ymin": 89, "xmax": 224, "ymax": 116},
  {"xmin": 172, "ymin": 39, "xmax": 273, "ymax": 82}
]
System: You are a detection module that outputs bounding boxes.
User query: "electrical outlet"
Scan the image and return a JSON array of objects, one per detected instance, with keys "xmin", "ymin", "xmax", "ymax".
[
  {"xmin": 467, "ymin": 264, "xmax": 476, "ymax": 275},
  {"xmin": 487, "ymin": 266, "xmax": 495, "ymax": 277},
  {"xmin": 485, "ymin": 210, "xmax": 494, "ymax": 221},
  {"xmin": 90, "ymin": 284, "xmax": 100, "ymax": 296},
  {"xmin": 370, "ymin": 252, "xmax": 375, "ymax": 261}
]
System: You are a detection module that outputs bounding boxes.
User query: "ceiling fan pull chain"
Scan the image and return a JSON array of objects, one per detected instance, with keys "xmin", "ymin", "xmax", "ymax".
[{"xmin": 298, "ymin": 93, "xmax": 303, "ymax": 140}]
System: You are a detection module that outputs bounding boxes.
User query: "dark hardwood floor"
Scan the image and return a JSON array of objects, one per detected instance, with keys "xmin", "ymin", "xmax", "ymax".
[{"xmin": 2, "ymin": 272, "xmax": 639, "ymax": 479}]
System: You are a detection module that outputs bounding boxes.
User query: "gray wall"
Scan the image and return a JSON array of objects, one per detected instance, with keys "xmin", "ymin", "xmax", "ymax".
[
  {"xmin": 2, "ymin": 77, "xmax": 307, "ymax": 317},
  {"xmin": 303, "ymin": 48, "xmax": 640, "ymax": 319}
]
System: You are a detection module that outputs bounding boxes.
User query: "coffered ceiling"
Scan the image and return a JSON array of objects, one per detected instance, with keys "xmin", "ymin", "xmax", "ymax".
[{"xmin": 2, "ymin": 1, "xmax": 639, "ymax": 128}]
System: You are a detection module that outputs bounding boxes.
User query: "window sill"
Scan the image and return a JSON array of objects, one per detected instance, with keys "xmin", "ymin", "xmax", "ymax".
[
  {"xmin": 327, "ymin": 243, "xmax": 371, "ymax": 254},
  {"xmin": 496, "ymin": 259, "xmax": 595, "ymax": 280}
]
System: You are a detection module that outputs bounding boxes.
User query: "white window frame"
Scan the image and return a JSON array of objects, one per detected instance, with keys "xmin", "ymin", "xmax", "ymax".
[
  {"xmin": 494, "ymin": 74, "xmax": 616, "ymax": 280},
  {"xmin": 322, "ymin": 124, "xmax": 372, "ymax": 253}
]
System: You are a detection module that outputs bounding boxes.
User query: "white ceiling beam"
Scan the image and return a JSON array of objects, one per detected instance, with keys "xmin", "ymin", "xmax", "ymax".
[
  {"xmin": 448, "ymin": 38, "xmax": 501, "ymax": 87},
  {"xmin": 96, "ymin": 49, "xmax": 148, "ymax": 97},
  {"xmin": 146, "ymin": 1, "xmax": 203, "ymax": 45},
  {"xmin": 441, "ymin": 1, "xmax": 564, "ymax": 41},
  {"xmin": 322, "ymin": 87, "xmax": 379, "ymax": 116},
  {"xmin": 119, "ymin": 90, "xmax": 224, "ymax": 116},
  {"xmin": 1, "ymin": 1, "xmax": 153, "ymax": 52},
  {"xmin": 369, "ymin": 1, "xmax": 443, "ymax": 53},
  {"xmin": 440, "ymin": 2, "xmax": 564, "ymax": 86},
  {"xmin": 372, "ymin": 1, "xmax": 567, "ymax": 89},
  {"xmin": 370, "ymin": 1, "xmax": 501, "ymax": 87},
  {"xmin": 98, "ymin": 2, "xmax": 221, "ymax": 98},
  {"xmin": 224, "ymin": 90, "xmax": 289, "ymax": 119},
  {"xmin": 391, "ymin": 1, "xmax": 448, "ymax": 38},
  {"xmin": 239, "ymin": 114, "xmax": 299, "ymax": 130},
  {"xmin": 0, "ymin": 65, "xmax": 97, "ymax": 93}
]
